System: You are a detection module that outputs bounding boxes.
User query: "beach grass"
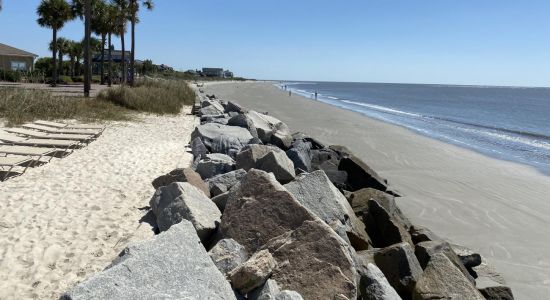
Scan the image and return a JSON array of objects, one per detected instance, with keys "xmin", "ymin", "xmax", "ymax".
[
  {"xmin": 0, "ymin": 87, "xmax": 131, "ymax": 126},
  {"xmin": 0, "ymin": 80, "xmax": 195, "ymax": 126},
  {"xmin": 97, "ymin": 80, "xmax": 195, "ymax": 114}
]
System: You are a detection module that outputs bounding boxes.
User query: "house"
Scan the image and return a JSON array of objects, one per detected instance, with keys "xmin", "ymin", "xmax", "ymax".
[
  {"xmin": 223, "ymin": 70, "xmax": 234, "ymax": 78},
  {"xmin": 0, "ymin": 43, "xmax": 38, "ymax": 71},
  {"xmin": 202, "ymin": 68, "xmax": 224, "ymax": 77},
  {"xmin": 92, "ymin": 49, "xmax": 131, "ymax": 63}
]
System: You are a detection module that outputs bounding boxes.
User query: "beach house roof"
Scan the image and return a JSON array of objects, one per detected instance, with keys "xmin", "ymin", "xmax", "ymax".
[{"xmin": 0, "ymin": 43, "xmax": 38, "ymax": 58}]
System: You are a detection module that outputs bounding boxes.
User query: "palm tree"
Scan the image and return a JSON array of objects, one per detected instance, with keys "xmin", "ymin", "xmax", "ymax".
[
  {"xmin": 91, "ymin": 0, "xmax": 110, "ymax": 84},
  {"xmin": 50, "ymin": 37, "xmax": 69, "ymax": 76},
  {"xmin": 67, "ymin": 40, "xmax": 83, "ymax": 76},
  {"xmin": 37, "ymin": 0, "xmax": 74, "ymax": 86},
  {"xmin": 106, "ymin": 3, "xmax": 119, "ymax": 86},
  {"xmin": 113, "ymin": 0, "xmax": 129, "ymax": 84},
  {"xmin": 128, "ymin": 0, "xmax": 153, "ymax": 86}
]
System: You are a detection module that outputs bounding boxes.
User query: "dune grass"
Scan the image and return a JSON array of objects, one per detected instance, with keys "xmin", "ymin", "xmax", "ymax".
[
  {"xmin": 97, "ymin": 80, "xmax": 195, "ymax": 114},
  {"xmin": 0, "ymin": 80, "xmax": 195, "ymax": 126},
  {"xmin": 0, "ymin": 88, "xmax": 131, "ymax": 126}
]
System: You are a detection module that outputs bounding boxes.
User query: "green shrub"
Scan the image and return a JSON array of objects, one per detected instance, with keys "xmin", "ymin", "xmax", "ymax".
[
  {"xmin": 98, "ymin": 80, "xmax": 195, "ymax": 114},
  {"xmin": 59, "ymin": 75, "xmax": 73, "ymax": 84},
  {"xmin": 0, "ymin": 69, "xmax": 22, "ymax": 82}
]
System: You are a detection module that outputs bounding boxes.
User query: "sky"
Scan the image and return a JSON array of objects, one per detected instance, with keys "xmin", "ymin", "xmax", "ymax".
[{"xmin": 1, "ymin": 0, "xmax": 550, "ymax": 86}]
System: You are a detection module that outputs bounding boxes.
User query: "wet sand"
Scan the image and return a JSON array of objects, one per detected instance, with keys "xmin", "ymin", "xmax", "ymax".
[{"xmin": 205, "ymin": 81, "xmax": 550, "ymax": 300}]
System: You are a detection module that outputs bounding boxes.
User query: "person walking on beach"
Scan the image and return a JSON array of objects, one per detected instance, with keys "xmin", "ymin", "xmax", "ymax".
[
  {"xmin": 289, "ymin": 90, "xmax": 292, "ymax": 96},
  {"xmin": 315, "ymin": 91, "xmax": 318, "ymax": 99}
]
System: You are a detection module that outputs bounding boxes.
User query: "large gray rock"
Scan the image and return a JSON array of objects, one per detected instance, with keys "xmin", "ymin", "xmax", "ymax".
[
  {"xmin": 196, "ymin": 153, "xmax": 235, "ymax": 179},
  {"xmin": 225, "ymin": 101, "xmax": 244, "ymax": 113},
  {"xmin": 364, "ymin": 199, "xmax": 413, "ymax": 248},
  {"xmin": 261, "ymin": 219, "xmax": 357, "ymax": 300},
  {"xmin": 284, "ymin": 170, "xmax": 370, "ymax": 250},
  {"xmin": 206, "ymin": 169, "xmax": 247, "ymax": 197},
  {"xmin": 191, "ymin": 123, "xmax": 254, "ymax": 156},
  {"xmin": 199, "ymin": 100, "xmax": 225, "ymax": 116},
  {"xmin": 220, "ymin": 169, "xmax": 316, "ymax": 252},
  {"xmin": 235, "ymin": 144, "xmax": 282, "ymax": 171},
  {"xmin": 476, "ymin": 277, "xmax": 514, "ymax": 300},
  {"xmin": 209, "ymin": 238, "xmax": 249, "ymax": 276},
  {"xmin": 286, "ymin": 140, "xmax": 312, "ymax": 172},
  {"xmin": 274, "ymin": 291, "xmax": 303, "ymax": 300},
  {"xmin": 330, "ymin": 145, "xmax": 389, "ymax": 192},
  {"xmin": 247, "ymin": 110, "xmax": 275, "ymax": 143},
  {"xmin": 359, "ymin": 263, "xmax": 401, "ymax": 300},
  {"xmin": 229, "ymin": 249, "xmax": 277, "ymax": 294},
  {"xmin": 249, "ymin": 279, "xmax": 281, "ymax": 300},
  {"xmin": 61, "ymin": 220, "xmax": 236, "ymax": 300},
  {"xmin": 151, "ymin": 168, "xmax": 210, "ymax": 197},
  {"xmin": 149, "ymin": 182, "xmax": 221, "ymax": 242},
  {"xmin": 374, "ymin": 242, "xmax": 423, "ymax": 298},
  {"xmin": 228, "ymin": 114, "xmax": 259, "ymax": 139},
  {"xmin": 414, "ymin": 241, "xmax": 474, "ymax": 284},
  {"xmin": 348, "ymin": 188, "xmax": 394, "ymax": 217},
  {"xmin": 246, "ymin": 111, "xmax": 292, "ymax": 148},
  {"xmin": 212, "ymin": 191, "xmax": 231, "ymax": 212},
  {"xmin": 413, "ymin": 253, "xmax": 484, "ymax": 300},
  {"xmin": 191, "ymin": 136, "xmax": 208, "ymax": 159},
  {"xmin": 409, "ymin": 225, "xmax": 441, "ymax": 245},
  {"xmin": 256, "ymin": 150, "xmax": 296, "ymax": 183}
]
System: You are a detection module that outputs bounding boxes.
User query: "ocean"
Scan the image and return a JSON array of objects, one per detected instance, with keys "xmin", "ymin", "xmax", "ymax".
[{"xmin": 276, "ymin": 82, "xmax": 550, "ymax": 175}]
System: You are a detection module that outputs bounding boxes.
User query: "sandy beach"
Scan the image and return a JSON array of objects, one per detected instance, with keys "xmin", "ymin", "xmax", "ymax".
[
  {"xmin": 0, "ymin": 109, "xmax": 195, "ymax": 299},
  {"xmin": 204, "ymin": 81, "xmax": 550, "ymax": 300}
]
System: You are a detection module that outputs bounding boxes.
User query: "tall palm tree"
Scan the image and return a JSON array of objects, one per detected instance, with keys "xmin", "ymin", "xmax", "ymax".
[
  {"xmin": 128, "ymin": 0, "xmax": 153, "ymax": 86},
  {"xmin": 106, "ymin": 3, "xmax": 119, "ymax": 86},
  {"xmin": 113, "ymin": 0, "xmax": 129, "ymax": 84},
  {"xmin": 37, "ymin": 0, "xmax": 73, "ymax": 86},
  {"xmin": 91, "ymin": 0, "xmax": 110, "ymax": 84}
]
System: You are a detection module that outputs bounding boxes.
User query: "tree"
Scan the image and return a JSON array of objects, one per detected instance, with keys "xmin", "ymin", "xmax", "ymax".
[
  {"xmin": 50, "ymin": 37, "xmax": 69, "ymax": 76},
  {"xmin": 37, "ymin": 0, "xmax": 74, "ymax": 86},
  {"xmin": 113, "ymin": 0, "xmax": 130, "ymax": 84},
  {"xmin": 105, "ymin": 3, "xmax": 119, "ymax": 86},
  {"xmin": 128, "ymin": 0, "xmax": 153, "ymax": 86},
  {"xmin": 66, "ymin": 40, "xmax": 83, "ymax": 76},
  {"xmin": 91, "ymin": 0, "xmax": 110, "ymax": 84}
]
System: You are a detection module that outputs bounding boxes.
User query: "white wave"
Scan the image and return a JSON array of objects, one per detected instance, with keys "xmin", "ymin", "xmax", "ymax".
[
  {"xmin": 341, "ymin": 100, "xmax": 423, "ymax": 118},
  {"xmin": 457, "ymin": 127, "xmax": 550, "ymax": 151},
  {"xmin": 327, "ymin": 96, "xmax": 339, "ymax": 100}
]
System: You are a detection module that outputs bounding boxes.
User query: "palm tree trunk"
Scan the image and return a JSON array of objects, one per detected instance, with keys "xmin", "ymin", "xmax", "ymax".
[
  {"xmin": 100, "ymin": 34, "xmax": 106, "ymax": 85},
  {"xmin": 130, "ymin": 8, "xmax": 136, "ymax": 86},
  {"xmin": 52, "ymin": 29, "xmax": 57, "ymax": 87},
  {"xmin": 58, "ymin": 50, "xmax": 63, "ymax": 77},
  {"xmin": 108, "ymin": 32, "xmax": 112, "ymax": 87},
  {"xmin": 84, "ymin": 0, "xmax": 91, "ymax": 97},
  {"xmin": 121, "ymin": 30, "xmax": 126, "ymax": 84}
]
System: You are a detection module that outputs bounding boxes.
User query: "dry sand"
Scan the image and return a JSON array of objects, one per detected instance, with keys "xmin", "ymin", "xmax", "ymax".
[
  {"xmin": 0, "ymin": 109, "xmax": 195, "ymax": 299},
  {"xmin": 204, "ymin": 81, "xmax": 550, "ymax": 300}
]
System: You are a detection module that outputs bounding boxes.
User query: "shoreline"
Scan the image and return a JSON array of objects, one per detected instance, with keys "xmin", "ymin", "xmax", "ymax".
[{"xmin": 204, "ymin": 81, "xmax": 550, "ymax": 300}]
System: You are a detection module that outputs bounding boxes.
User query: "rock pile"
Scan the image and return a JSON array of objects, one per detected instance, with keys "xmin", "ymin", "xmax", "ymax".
[{"xmin": 62, "ymin": 94, "xmax": 514, "ymax": 300}]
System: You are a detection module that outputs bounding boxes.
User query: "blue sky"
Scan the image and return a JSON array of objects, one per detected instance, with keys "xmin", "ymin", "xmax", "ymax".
[{"xmin": 1, "ymin": 0, "xmax": 550, "ymax": 86}]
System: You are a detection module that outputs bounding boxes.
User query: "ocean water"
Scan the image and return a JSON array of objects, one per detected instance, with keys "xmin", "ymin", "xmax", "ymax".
[{"xmin": 276, "ymin": 82, "xmax": 550, "ymax": 175}]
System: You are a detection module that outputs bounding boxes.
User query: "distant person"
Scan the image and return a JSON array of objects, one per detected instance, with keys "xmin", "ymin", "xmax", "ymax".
[
  {"xmin": 289, "ymin": 90, "xmax": 292, "ymax": 97},
  {"xmin": 315, "ymin": 91, "xmax": 318, "ymax": 99}
]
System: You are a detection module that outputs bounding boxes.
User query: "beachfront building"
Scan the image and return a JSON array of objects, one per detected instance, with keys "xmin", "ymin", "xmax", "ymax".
[
  {"xmin": 0, "ymin": 43, "xmax": 38, "ymax": 71},
  {"xmin": 224, "ymin": 70, "xmax": 234, "ymax": 78},
  {"xmin": 202, "ymin": 68, "xmax": 224, "ymax": 77}
]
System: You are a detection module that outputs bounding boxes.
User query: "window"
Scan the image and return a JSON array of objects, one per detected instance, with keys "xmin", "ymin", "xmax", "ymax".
[{"xmin": 11, "ymin": 61, "xmax": 27, "ymax": 71}]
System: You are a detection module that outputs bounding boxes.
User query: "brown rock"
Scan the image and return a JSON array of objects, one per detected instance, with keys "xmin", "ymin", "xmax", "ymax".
[
  {"xmin": 414, "ymin": 241, "xmax": 475, "ymax": 284},
  {"xmin": 374, "ymin": 242, "xmax": 423, "ymax": 298},
  {"xmin": 151, "ymin": 168, "xmax": 210, "ymax": 197},
  {"xmin": 220, "ymin": 169, "xmax": 316, "ymax": 253},
  {"xmin": 262, "ymin": 219, "xmax": 358, "ymax": 300},
  {"xmin": 230, "ymin": 250, "xmax": 277, "ymax": 294},
  {"xmin": 413, "ymin": 253, "xmax": 484, "ymax": 300}
]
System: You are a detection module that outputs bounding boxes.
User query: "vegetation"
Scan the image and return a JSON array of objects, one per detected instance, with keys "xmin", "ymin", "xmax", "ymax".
[
  {"xmin": 0, "ymin": 70, "xmax": 22, "ymax": 82},
  {"xmin": 0, "ymin": 87, "xmax": 131, "ymax": 126},
  {"xmin": 128, "ymin": 0, "xmax": 153, "ymax": 86},
  {"xmin": 97, "ymin": 79, "xmax": 195, "ymax": 114},
  {"xmin": 37, "ymin": 0, "xmax": 74, "ymax": 86}
]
